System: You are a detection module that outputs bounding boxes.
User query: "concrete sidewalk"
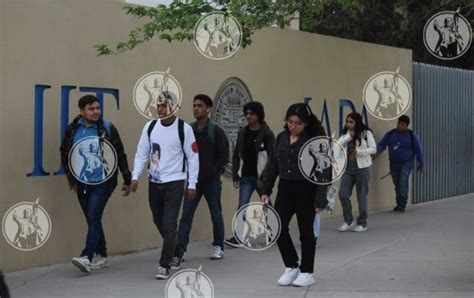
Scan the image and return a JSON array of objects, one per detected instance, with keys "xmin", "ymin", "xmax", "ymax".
[{"xmin": 4, "ymin": 194, "xmax": 474, "ymax": 298}]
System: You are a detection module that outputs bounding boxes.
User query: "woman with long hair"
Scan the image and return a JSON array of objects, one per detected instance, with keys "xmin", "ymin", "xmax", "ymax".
[
  {"xmin": 337, "ymin": 112, "xmax": 376, "ymax": 232},
  {"xmin": 261, "ymin": 103, "xmax": 328, "ymax": 287}
]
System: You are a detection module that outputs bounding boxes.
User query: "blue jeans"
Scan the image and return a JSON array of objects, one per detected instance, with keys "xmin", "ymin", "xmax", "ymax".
[
  {"xmin": 390, "ymin": 161, "xmax": 413, "ymax": 209},
  {"xmin": 238, "ymin": 176, "xmax": 263, "ymax": 209},
  {"xmin": 77, "ymin": 183, "xmax": 111, "ymax": 261},
  {"xmin": 177, "ymin": 180, "xmax": 225, "ymax": 252}
]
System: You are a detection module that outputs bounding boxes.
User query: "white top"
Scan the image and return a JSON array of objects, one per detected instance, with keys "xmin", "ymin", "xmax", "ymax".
[
  {"xmin": 132, "ymin": 118, "xmax": 199, "ymax": 189},
  {"xmin": 338, "ymin": 130, "xmax": 376, "ymax": 169}
]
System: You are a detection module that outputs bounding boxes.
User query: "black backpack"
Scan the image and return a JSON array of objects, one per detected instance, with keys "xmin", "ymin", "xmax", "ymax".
[{"xmin": 147, "ymin": 119, "xmax": 186, "ymax": 172}]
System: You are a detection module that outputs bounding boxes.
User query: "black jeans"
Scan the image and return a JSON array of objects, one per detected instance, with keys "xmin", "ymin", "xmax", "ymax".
[
  {"xmin": 274, "ymin": 179, "xmax": 317, "ymax": 273},
  {"xmin": 149, "ymin": 180, "xmax": 185, "ymax": 269}
]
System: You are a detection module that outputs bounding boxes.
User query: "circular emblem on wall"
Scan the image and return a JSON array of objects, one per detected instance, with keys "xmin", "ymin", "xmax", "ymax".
[{"xmin": 212, "ymin": 77, "xmax": 253, "ymax": 176}]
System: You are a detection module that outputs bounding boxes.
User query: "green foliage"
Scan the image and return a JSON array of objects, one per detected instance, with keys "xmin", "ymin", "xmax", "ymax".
[
  {"xmin": 95, "ymin": 0, "xmax": 324, "ymax": 56},
  {"xmin": 95, "ymin": 0, "xmax": 473, "ymax": 69}
]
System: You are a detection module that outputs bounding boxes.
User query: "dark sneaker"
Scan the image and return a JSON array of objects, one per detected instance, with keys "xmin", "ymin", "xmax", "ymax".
[
  {"xmin": 393, "ymin": 206, "xmax": 405, "ymax": 213},
  {"xmin": 170, "ymin": 256, "xmax": 183, "ymax": 270},
  {"xmin": 155, "ymin": 266, "xmax": 170, "ymax": 280},
  {"xmin": 224, "ymin": 236, "xmax": 242, "ymax": 248}
]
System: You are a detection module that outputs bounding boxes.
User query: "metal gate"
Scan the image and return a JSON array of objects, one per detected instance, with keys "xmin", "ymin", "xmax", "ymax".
[{"xmin": 412, "ymin": 62, "xmax": 474, "ymax": 204}]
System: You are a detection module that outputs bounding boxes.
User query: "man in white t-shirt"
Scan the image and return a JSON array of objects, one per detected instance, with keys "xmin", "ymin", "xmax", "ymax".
[{"xmin": 131, "ymin": 93, "xmax": 199, "ymax": 280}]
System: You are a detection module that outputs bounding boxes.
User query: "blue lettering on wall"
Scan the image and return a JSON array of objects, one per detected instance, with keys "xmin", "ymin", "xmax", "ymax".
[{"xmin": 27, "ymin": 85, "xmax": 51, "ymax": 177}]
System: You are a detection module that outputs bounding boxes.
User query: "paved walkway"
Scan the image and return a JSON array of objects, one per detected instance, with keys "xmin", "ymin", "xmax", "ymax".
[{"xmin": 4, "ymin": 194, "xmax": 474, "ymax": 298}]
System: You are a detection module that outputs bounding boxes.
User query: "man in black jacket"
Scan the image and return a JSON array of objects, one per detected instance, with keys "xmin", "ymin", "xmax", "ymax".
[
  {"xmin": 60, "ymin": 95, "xmax": 132, "ymax": 274},
  {"xmin": 171, "ymin": 94, "xmax": 229, "ymax": 269},
  {"xmin": 225, "ymin": 101, "xmax": 275, "ymax": 248}
]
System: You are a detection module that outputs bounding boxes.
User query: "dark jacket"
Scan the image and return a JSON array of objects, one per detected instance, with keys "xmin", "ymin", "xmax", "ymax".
[
  {"xmin": 232, "ymin": 121, "xmax": 275, "ymax": 182},
  {"xmin": 262, "ymin": 130, "xmax": 329, "ymax": 209},
  {"xmin": 60, "ymin": 115, "xmax": 132, "ymax": 192},
  {"xmin": 191, "ymin": 119, "xmax": 229, "ymax": 185}
]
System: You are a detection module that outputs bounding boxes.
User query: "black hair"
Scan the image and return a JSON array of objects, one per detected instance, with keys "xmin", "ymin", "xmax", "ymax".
[
  {"xmin": 78, "ymin": 95, "xmax": 100, "ymax": 109},
  {"xmin": 152, "ymin": 143, "xmax": 161, "ymax": 158},
  {"xmin": 243, "ymin": 101, "xmax": 265, "ymax": 123},
  {"xmin": 194, "ymin": 94, "xmax": 213, "ymax": 107},
  {"xmin": 398, "ymin": 115, "xmax": 410, "ymax": 125},
  {"xmin": 342, "ymin": 112, "xmax": 372, "ymax": 144},
  {"xmin": 284, "ymin": 103, "xmax": 326, "ymax": 138}
]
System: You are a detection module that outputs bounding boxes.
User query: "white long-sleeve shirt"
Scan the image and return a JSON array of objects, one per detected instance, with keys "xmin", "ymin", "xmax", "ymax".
[{"xmin": 132, "ymin": 118, "xmax": 199, "ymax": 189}]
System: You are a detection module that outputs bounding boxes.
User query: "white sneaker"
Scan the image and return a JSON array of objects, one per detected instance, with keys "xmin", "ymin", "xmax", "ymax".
[
  {"xmin": 337, "ymin": 222, "xmax": 356, "ymax": 232},
  {"xmin": 292, "ymin": 272, "xmax": 316, "ymax": 287},
  {"xmin": 90, "ymin": 254, "xmax": 108, "ymax": 270},
  {"xmin": 278, "ymin": 268, "xmax": 300, "ymax": 286},
  {"xmin": 72, "ymin": 256, "xmax": 91, "ymax": 273},
  {"xmin": 353, "ymin": 225, "xmax": 367, "ymax": 232},
  {"xmin": 210, "ymin": 246, "xmax": 224, "ymax": 260}
]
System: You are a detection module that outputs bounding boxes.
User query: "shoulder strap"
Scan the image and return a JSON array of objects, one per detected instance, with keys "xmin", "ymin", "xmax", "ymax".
[
  {"xmin": 147, "ymin": 120, "xmax": 158, "ymax": 143},
  {"xmin": 178, "ymin": 119, "xmax": 186, "ymax": 172},
  {"xmin": 207, "ymin": 121, "xmax": 216, "ymax": 145}
]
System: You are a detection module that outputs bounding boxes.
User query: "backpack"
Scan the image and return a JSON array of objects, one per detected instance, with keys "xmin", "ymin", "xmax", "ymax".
[
  {"xmin": 387, "ymin": 128, "xmax": 415, "ymax": 150},
  {"xmin": 190, "ymin": 121, "xmax": 217, "ymax": 145},
  {"xmin": 147, "ymin": 119, "xmax": 186, "ymax": 173},
  {"xmin": 361, "ymin": 129, "xmax": 374, "ymax": 144}
]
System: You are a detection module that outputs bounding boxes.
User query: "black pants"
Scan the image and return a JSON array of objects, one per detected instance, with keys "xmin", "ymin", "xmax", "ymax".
[
  {"xmin": 275, "ymin": 179, "xmax": 317, "ymax": 273},
  {"xmin": 149, "ymin": 180, "xmax": 185, "ymax": 269},
  {"xmin": 0, "ymin": 271, "xmax": 10, "ymax": 298}
]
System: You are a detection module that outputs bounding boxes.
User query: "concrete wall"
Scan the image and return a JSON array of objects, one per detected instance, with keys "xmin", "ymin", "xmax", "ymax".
[{"xmin": 0, "ymin": 0, "xmax": 412, "ymax": 272}]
